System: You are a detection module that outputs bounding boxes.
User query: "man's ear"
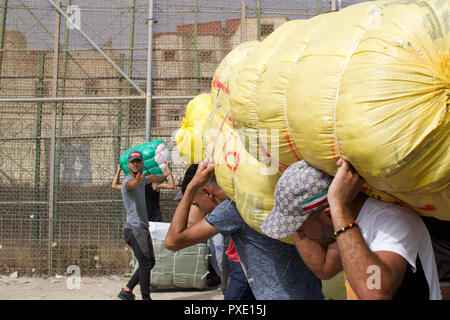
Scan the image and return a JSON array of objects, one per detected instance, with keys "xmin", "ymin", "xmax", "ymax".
[
  {"xmin": 322, "ymin": 207, "xmax": 332, "ymax": 221},
  {"xmin": 202, "ymin": 186, "xmax": 213, "ymax": 198}
]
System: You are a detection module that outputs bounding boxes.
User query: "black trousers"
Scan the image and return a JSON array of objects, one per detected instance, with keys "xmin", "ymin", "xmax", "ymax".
[
  {"xmin": 224, "ymin": 258, "xmax": 255, "ymax": 300},
  {"xmin": 124, "ymin": 227, "xmax": 155, "ymax": 299}
]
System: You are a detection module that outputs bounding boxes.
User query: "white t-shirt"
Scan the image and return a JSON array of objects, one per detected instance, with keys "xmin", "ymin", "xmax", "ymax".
[{"xmin": 357, "ymin": 198, "xmax": 442, "ymax": 300}]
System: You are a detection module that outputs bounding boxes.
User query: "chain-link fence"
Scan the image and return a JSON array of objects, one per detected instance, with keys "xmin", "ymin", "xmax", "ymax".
[{"xmin": 0, "ymin": 0, "xmax": 368, "ymax": 276}]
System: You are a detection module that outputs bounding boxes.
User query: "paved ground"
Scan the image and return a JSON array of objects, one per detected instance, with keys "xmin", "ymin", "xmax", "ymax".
[{"xmin": 0, "ymin": 275, "xmax": 224, "ymax": 300}]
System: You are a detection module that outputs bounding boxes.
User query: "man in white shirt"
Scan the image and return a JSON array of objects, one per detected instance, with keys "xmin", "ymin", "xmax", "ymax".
[{"xmin": 261, "ymin": 159, "xmax": 441, "ymax": 300}]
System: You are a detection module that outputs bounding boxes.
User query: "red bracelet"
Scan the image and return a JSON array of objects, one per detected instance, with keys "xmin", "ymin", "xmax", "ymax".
[{"xmin": 332, "ymin": 221, "xmax": 358, "ymax": 239}]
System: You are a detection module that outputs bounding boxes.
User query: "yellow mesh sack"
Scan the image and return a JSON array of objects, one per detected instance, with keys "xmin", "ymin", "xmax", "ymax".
[
  {"xmin": 213, "ymin": 0, "xmax": 449, "ymax": 231},
  {"xmin": 181, "ymin": 0, "xmax": 449, "ymax": 246},
  {"xmin": 286, "ymin": 0, "xmax": 449, "ymax": 220},
  {"xmin": 175, "ymin": 93, "xmax": 213, "ymax": 165},
  {"xmin": 204, "ymin": 94, "xmax": 289, "ymax": 242}
]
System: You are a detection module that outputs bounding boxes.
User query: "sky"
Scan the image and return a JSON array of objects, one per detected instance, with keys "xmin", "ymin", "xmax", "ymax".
[
  {"xmin": 1, "ymin": 0, "xmax": 371, "ymax": 80},
  {"xmin": 2, "ymin": 0, "xmax": 371, "ymax": 49}
]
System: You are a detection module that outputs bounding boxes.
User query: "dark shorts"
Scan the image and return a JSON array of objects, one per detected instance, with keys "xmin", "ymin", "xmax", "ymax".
[{"xmin": 124, "ymin": 226, "xmax": 155, "ymax": 261}]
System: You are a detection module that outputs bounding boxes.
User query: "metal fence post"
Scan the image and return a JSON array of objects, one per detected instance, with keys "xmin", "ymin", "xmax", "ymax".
[
  {"xmin": 193, "ymin": 0, "xmax": 200, "ymax": 95},
  {"xmin": 54, "ymin": 0, "xmax": 71, "ymax": 231},
  {"xmin": 241, "ymin": 1, "xmax": 246, "ymax": 43},
  {"xmin": 114, "ymin": 54, "xmax": 125, "ymax": 243},
  {"xmin": 33, "ymin": 53, "xmax": 45, "ymax": 243},
  {"xmin": 47, "ymin": 0, "xmax": 61, "ymax": 276},
  {"xmin": 146, "ymin": 0, "xmax": 154, "ymax": 142},
  {"xmin": 0, "ymin": 0, "xmax": 8, "ymax": 83},
  {"xmin": 256, "ymin": 0, "xmax": 261, "ymax": 41},
  {"xmin": 125, "ymin": 0, "xmax": 135, "ymax": 150}
]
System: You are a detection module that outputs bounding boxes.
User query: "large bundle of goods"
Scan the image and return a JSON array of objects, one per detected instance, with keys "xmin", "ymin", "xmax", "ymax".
[
  {"xmin": 177, "ymin": 0, "xmax": 449, "ymax": 243},
  {"xmin": 130, "ymin": 222, "xmax": 210, "ymax": 289},
  {"xmin": 119, "ymin": 139, "xmax": 170, "ymax": 175},
  {"xmin": 175, "ymin": 93, "xmax": 213, "ymax": 165},
  {"xmin": 151, "ymin": 240, "xmax": 210, "ymax": 289}
]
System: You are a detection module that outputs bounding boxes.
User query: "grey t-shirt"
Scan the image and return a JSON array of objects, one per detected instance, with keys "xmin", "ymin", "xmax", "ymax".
[
  {"xmin": 121, "ymin": 174, "xmax": 149, "ymax": 229},
  {"xmin": 205, "ymin": 199, "xmax": 323, "ymax": 300}
]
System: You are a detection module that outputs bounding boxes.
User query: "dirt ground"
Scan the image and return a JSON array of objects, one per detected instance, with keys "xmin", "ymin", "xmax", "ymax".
[
  {"xmin": 0, "ymin": 272, "xmax": 347, "ymax": 300},
  {"xmin": 0, "ymin": 274, "xmax": 224, "ymax": 300},
  {"xmin": 5, "ymin": 273, "xmax": 445, "ymax": 300}
]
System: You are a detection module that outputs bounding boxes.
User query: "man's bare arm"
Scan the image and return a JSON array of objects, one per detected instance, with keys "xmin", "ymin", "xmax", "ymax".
[
  {"xmin": 187, "ymin": 205, "xmax": 205, "ymax": 228},
  {"xmin": 330, "ymin": 204, "xmax": 407, "ymax": 299},
  {"xmin": 328, "ymin": 159, "xmax": 407, "ymax": 299},
  {"xmin": 111, "ymin": 164, "xmax": 122, "ymax": 191},
  {"xmin": 164, "ymin": 160, "xmax": 217, "ymax": 251},
  {"xmin": 164, "ymin": 183, "xmax": 218, "ymax": 251},
  {"xmin": 125, "ymin": 172, "xmax": 145, "ymax": 191},
  {"xmin": 155, "ymin": 161, "xmax": 175, "ymax": 190},
  {"xmin": 292, "ymin": 231, "xmax": 342, "ymax": 280}
]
